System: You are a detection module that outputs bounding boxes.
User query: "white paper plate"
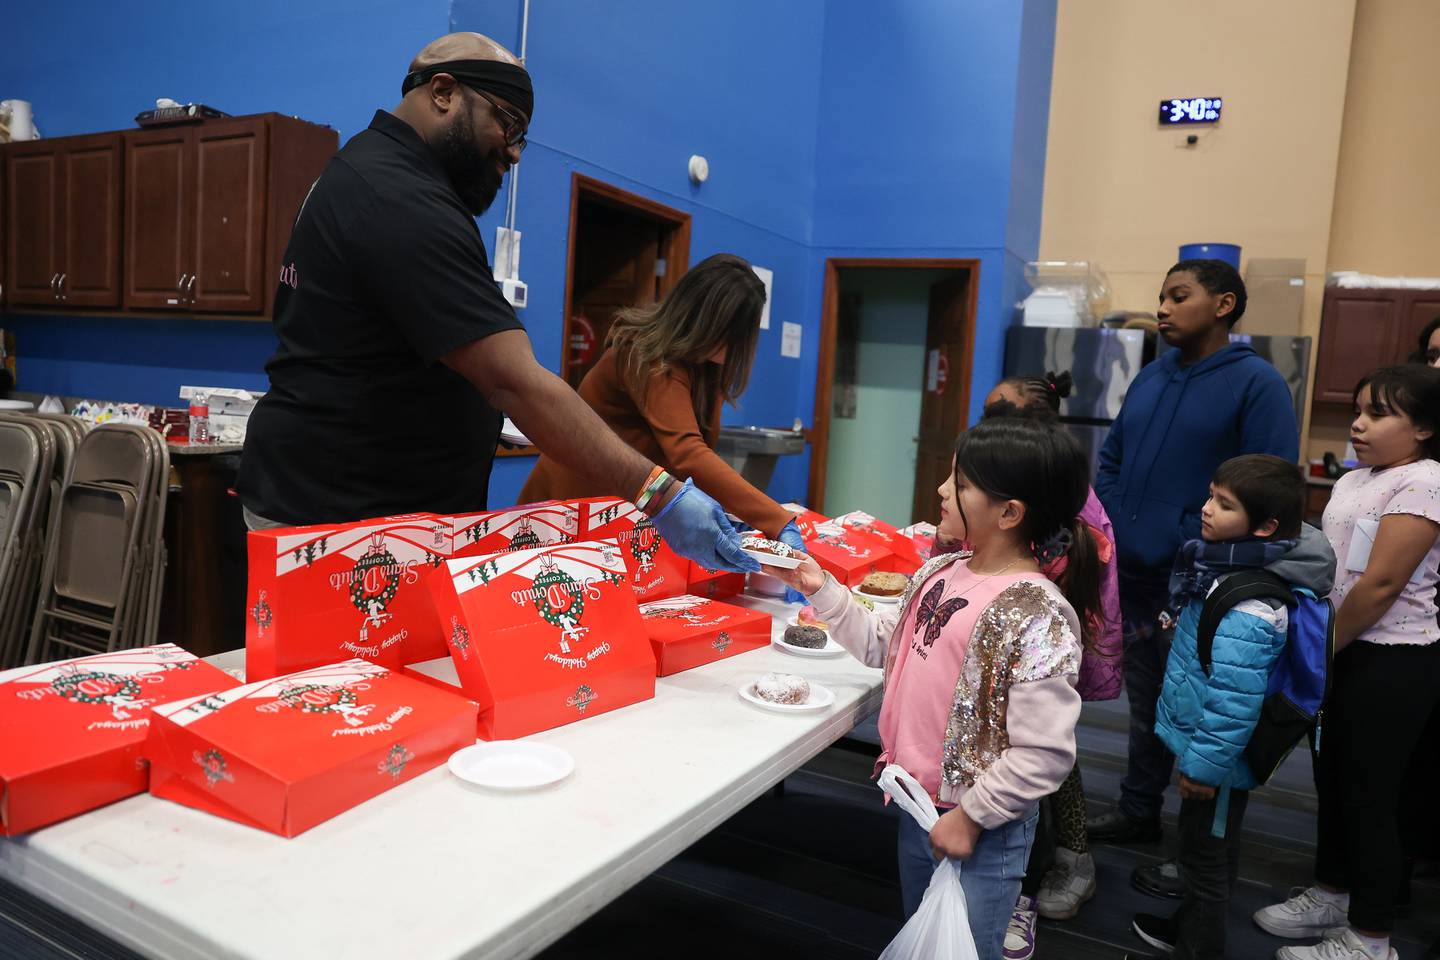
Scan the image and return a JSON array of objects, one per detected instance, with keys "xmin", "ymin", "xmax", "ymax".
[
  {"xmin": 738, "ymin": 679, "xmax": 836, "ymax": 714},
  {"xmin": 742, "ymin": 547, "xmax": 803, "ymax": 569},
  {"xmin": 852, "ymin": 586, "xmax": 902, "ymax": 604},
  {"xmin": 448, "ymin": 741, "xmax": 574, "ymax": 790},
  {"xmin": 772, "ymin": 634, "xmax": 847, "ymax": 659}
]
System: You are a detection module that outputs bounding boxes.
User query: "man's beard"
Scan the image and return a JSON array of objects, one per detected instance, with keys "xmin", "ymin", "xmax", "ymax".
[{"xmin": 438, "ymin": 109, "xmax": 504, "ymax": 216}]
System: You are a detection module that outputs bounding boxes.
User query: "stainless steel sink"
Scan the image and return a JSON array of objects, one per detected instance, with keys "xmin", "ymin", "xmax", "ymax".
[{"xmin": 716, "ymin": 426, "xmax": 806, "ymax": 490}]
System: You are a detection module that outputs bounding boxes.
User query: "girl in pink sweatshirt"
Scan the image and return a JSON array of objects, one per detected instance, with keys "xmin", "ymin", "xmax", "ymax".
[{"xmin": 770, "ymin": 418, "xmax": 1102, "ymax": 960}]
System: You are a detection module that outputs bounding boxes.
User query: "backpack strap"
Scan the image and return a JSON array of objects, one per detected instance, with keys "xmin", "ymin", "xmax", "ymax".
[{"xmin": 1195, "ymin": 569, "xmax": 1293, "ymax": 675}]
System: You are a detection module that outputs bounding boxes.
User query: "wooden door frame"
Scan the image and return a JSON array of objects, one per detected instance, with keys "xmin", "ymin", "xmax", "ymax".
[
  {"xmin": 807, "ymin": 257, "xmax": 981, "ymax": 511},
  {"xmin": 559, "ymin": 173, "xmax": 692, "ymax": 384}
]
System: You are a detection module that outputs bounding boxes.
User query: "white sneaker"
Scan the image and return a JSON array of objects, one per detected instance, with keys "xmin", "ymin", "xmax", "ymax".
[
  {"xmin": 1275, "ymin": 927, "xmax": 1397, "ymax": 960},
  {"xmin": 1003, "ymin": 895, "xmax": 1038, "ymax": 960},
  {"xmin": 1254, "ymin": 886, "xmax": 1350, "ymax": 938},
  {"xmin": 1036, "ymin": 847, "xmax": 1096, "ymax": 920}
]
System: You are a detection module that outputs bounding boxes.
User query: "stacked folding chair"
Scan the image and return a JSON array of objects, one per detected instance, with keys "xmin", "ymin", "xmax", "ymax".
[
  {"xmin": 26, "ymin": 423, "xmax": 170, "ymax": 665},
  {"xmin": 0, "ymin": 416, "xmax": 53, "ymax": 667}
]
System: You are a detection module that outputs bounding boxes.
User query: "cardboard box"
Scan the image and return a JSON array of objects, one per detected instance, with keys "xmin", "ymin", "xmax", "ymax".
[
  {"xmin": 780, "ymin": 503, "xmax": 830, "ymax": 540},
  {"xmin": 438, "ymin": 501, "xmax": 580, "ymax": 560},
  {"xmin": 804, "ymin": 519, "xmax": 894, "ymax": 587},
  {"xmin": 576, "ymin": 497, "xmax": 688, "ymax": 602},
  {"xmin": 422, "ymin": 540, "xmax": 657, "ymax": 739},
  {"xmin": 637, "ymin": 595, "xmax": 771, "ymax": 676},
  {"xmin": 834, "ymin": 510, "xmax": 926, "ymax": 573},
  {"xmin": 245, "ymin": 514, "xmax": 451, "ymax": 681},
  {"xmin": 0, "ymin": 645, "xmax": 239, "ymax": 836},
  {"xmin": 146, "ymin": 660, "xmax": 476, "ymax": 838},
  {"xmin": 685, "ymin": 561, "xmax": 746, "ymax": 600},
  {"xmin": 897, "ymin": 521, "xmax": 939, "ymax": 563}
]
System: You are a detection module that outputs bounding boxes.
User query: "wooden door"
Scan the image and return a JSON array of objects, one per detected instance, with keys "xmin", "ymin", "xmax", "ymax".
[
  {"xmin": 124, "ymin": 127, "xmax": 193, "ymax": 310},
  {"xmin": 911, "ymin": 270, "xmax": 974, "ymax": 524},
  {"xmin": 1398, "ymin": 292, "xmax": 1440, "ymax": 362},
  {"xmin": 1314, "ymin": 289, "xmax": 1400, "ymax": 403},
  {"xmin": 58, "ymin": 134, "xmax": 122, "ymax": 307},
  {"xmin": 5, "ymin": 142, "xmax": 62, "ymax": 306},
  {"xmin": 191, "ymin": 118, "xmax": 268, "ymax": 312},
  {"xmin": 565, "ymin": 203, "xmax": 661, "ymax": 389}
]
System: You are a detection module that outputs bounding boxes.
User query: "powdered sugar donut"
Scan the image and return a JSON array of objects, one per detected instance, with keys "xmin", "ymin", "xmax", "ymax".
[{"xmin": 752, "ymin": 672, "xmax": 810, "ymax": 704}]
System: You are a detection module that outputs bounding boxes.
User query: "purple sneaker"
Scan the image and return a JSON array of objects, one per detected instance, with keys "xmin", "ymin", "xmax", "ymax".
[{"xmin": 1005, "ymin": 894, "xmax": 1038, "ymax": 960}]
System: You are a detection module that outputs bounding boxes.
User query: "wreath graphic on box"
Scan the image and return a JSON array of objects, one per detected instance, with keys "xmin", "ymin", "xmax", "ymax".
[{"xmin": 350, "ymin": 534, "xmax": 401, "ymax": 615}]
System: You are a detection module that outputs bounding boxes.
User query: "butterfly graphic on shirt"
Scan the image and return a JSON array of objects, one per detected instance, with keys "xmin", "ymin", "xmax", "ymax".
[{"xmin": 915, "ymin": 578, "xmax": 968, "ymax": 652}]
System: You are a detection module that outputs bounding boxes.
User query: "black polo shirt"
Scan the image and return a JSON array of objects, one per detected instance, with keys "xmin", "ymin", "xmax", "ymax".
[{"xmin": 238, "ymin": 110, "xmax": 524, "ymax": 524}]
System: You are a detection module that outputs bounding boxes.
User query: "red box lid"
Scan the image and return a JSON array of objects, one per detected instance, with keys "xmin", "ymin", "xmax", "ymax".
[
  {"xmin": 245, "ymin": 514, "xmax": 451, "ymax": 680},
  {"xmin": 427, "ymin": 540, "xmax": 657, "ymax": 739},
  {"xmin": 0, "ymin": 645, "xmax": 240, "ymax": 835},
  {"xmin": 437, "ymin": 501, "xmax": 580, "ymax": 559},
  {"xmin": 146, "ymin": 660, "xmax": 476, "ymax": 837},
  {"xmin": 637, "ymin": 595, "xmax": 772, "ymax": 676}
]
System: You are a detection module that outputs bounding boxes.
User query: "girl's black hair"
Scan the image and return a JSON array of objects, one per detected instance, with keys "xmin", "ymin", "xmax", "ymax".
[
  {"xmin": 985, "ymin": 370, "xmax": 1074, "ymax": 423},
  {"xmin": 1353, "ymin": 365, "xmax": 1440, "ymax": 461},
  {"xmin": 1406, "ymin": 315, "xmax": 1440, "ymax": 365},
  {"xmin": 952, "ymin": 418, "xmax": 1102, "ymax": 649},
  {"xmin": 1166, "ymin": 258, "xmax": 1248, "ymax": 328}
]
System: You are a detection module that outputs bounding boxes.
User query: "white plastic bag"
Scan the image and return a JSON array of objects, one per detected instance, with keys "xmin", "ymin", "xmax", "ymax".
[{"xmin": 878, "ymin": 764, "xmax": 981, "ymax": 960}]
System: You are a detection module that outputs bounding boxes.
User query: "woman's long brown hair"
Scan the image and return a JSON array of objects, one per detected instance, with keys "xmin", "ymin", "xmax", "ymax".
[{"xmin": 607, "ymin": 253, "xmax": 765, "ymax": 435}]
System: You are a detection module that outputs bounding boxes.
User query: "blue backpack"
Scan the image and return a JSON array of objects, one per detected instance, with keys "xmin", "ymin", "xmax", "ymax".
[{"xmin": 1195, "ymin": 569, "xmax": 1334, "ymax": 785}]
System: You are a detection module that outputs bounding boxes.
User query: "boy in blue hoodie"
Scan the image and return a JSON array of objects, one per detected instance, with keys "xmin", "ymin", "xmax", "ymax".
[
  {"xmin": 1124, "ymin": 455, "xmax": 1335, "ymax": 960},
  {"xmin": 1089, "ymin": 260, "xmax": 1300, "ymax": 865}
]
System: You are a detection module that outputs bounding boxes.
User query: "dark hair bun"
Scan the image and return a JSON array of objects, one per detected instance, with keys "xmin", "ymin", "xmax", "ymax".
[{"xmin": 1047, "ymin": 370, "xmax": 1074, "ymax": 399}]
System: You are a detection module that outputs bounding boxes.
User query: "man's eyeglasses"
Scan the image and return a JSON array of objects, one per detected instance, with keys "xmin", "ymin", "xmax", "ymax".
[
  {"xmin": 1426, "ymin": 347, "xmax": 1440, "ymax": 364},
  {"xmin": 469, "ymin": 87, "xmax": 528, "ymax": 152}
]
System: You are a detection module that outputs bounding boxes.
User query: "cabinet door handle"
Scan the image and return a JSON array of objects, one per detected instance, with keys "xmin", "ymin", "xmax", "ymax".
[
  {"xmin": 186, "ymin": 274, "xmax": 198, "ymax": 303},
  {"xmin": 178, "ymin": 272, "xmax": 190, "ymax": 292},
  {"xmin": 58, "ymin": 273, "xmax": 67, "ymax": 302},
  {"xmin": 51, "ymin": 273, "xmax": 61, "ymax": 298}
]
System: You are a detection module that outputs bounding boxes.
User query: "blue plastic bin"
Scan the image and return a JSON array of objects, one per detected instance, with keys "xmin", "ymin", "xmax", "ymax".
[{"xmin": 1178, "ymin": 243, "xmax": 1241, "ymax": 269}]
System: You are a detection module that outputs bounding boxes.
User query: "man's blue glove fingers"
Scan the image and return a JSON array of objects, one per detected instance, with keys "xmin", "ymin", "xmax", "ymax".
[
  {"xmin": 777, "ymin": 519, "xmax": 806, "ymax": 554},
  {"xmin": 651, "ymin": 479, "xmax": 760, "ymax": 574}
]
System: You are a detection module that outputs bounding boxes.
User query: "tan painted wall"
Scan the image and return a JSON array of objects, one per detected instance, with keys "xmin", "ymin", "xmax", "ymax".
[
  {"xmin": 1308, "ymin": 0, "xmax": 1440, "ymax": 460},
  {"xmin": 1327, "ymin": 0, "xmax": 1440, "ymax": 276},
  {"xmin": 1039, "ymin": 0, "xmax": 1358, "ymax": 452}
]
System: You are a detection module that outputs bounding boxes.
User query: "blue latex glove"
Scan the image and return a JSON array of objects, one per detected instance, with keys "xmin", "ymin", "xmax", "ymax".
[
  {"xmin": 652, "ymin": 479, "xmax": 761, "ymax": 574},
  {"xmin": 777, "ymin": 520, "xmax": 808, "ymax": 604}
]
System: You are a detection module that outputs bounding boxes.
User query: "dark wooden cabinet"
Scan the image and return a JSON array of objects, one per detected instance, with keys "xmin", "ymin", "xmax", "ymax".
[
  {"xmin": 0, "ymin": 113, "xmax": 335, "ymax": 320},
  {"xmin": 191, "ymin": 119, "xmax": 269, "ymax": 312},
  {"xmin": 1314, "ymin": 286, "xmax": 1440, "ymax": 404},
  {"xmin": 3, "ymin": 133, "xmax": 121, "ymax": 308},
  {"xmin": 124, "ymin": 126, "xmax": 192, "ymax": 309},
  {"xmin": 60, "ymin": 136, "xmax": 124, "ymax": 307}
]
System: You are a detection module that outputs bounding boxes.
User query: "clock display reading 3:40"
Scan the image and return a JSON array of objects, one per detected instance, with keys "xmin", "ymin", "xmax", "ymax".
[{"xmin": 1159, "ymin": 97, "xmax": 1222, "ymax": 125}]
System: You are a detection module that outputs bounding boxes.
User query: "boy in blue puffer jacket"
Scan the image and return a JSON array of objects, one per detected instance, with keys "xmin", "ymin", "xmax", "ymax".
[{"xmin": 1127, "ymin": 455, "xmax": 1335, "ymax": 960}]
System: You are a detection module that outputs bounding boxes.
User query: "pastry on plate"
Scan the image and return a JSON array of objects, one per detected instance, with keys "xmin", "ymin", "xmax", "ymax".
[
  {"xmin": 858, "ymin": 571, "xmax": 907, "ymax": 597},
  {"xmin": 782, "ymin": 625, "xmax": 828, "ymax": 649},
  {"xmin": 752, "ymin": 672, "xmax": 810, "ymax": 704},
  {"xmin": 741, "ymin": 536, "xmax": 794, "ymax": 558},
  {"xmin": 797, "ymin": 605, "xmax": 829, "ymax": 630}
]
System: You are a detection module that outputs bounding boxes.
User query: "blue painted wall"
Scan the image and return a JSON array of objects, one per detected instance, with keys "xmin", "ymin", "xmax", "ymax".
[{"xmin": 2, "ymin": 0, "xmax": 1055, "ymax": 510}]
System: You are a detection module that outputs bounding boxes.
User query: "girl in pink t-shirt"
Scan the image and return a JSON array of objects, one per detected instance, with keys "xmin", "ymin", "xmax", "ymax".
[
  {"xmin": 1256, "ymin": 365, "xmax": 1440, "ymax": 960},
  {"xmin": 770, "ymin": 418, "xmax": 1103, "ymax": 959}
]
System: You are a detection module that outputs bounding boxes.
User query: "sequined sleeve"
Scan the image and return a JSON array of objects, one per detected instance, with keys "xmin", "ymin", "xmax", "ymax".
[{"xmin": 1012, "ymin": 598, "xmax": 1082, "ymax": 683}]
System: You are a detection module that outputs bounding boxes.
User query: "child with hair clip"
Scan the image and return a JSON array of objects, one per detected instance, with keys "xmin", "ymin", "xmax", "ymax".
[
  {"xmin": 982, "ymin": 372, "xmax": 1122, "ymax": 958},
  {"xmin": 1255, "ymin": 365, "xmax": 1440, "ymax": 960},
  {"xmin": 768, "ymin": 417, "xmax": 1102, "ymax": 960}
]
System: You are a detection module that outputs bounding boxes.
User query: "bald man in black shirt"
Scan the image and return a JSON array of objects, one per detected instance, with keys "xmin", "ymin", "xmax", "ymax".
[{"xmin": 239, "ymin": 33, "xmax": 756, "ymax": 574}]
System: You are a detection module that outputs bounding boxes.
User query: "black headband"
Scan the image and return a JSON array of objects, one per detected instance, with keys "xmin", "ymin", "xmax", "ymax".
[{"xmin": 401, "ymin": 59, "xmax": 533, "ymax": 122}]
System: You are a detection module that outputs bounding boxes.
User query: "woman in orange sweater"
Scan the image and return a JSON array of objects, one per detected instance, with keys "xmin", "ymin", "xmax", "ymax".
[{"xmin": 521, "ymin": 253, "xmax": 802, "ymax": 550}]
